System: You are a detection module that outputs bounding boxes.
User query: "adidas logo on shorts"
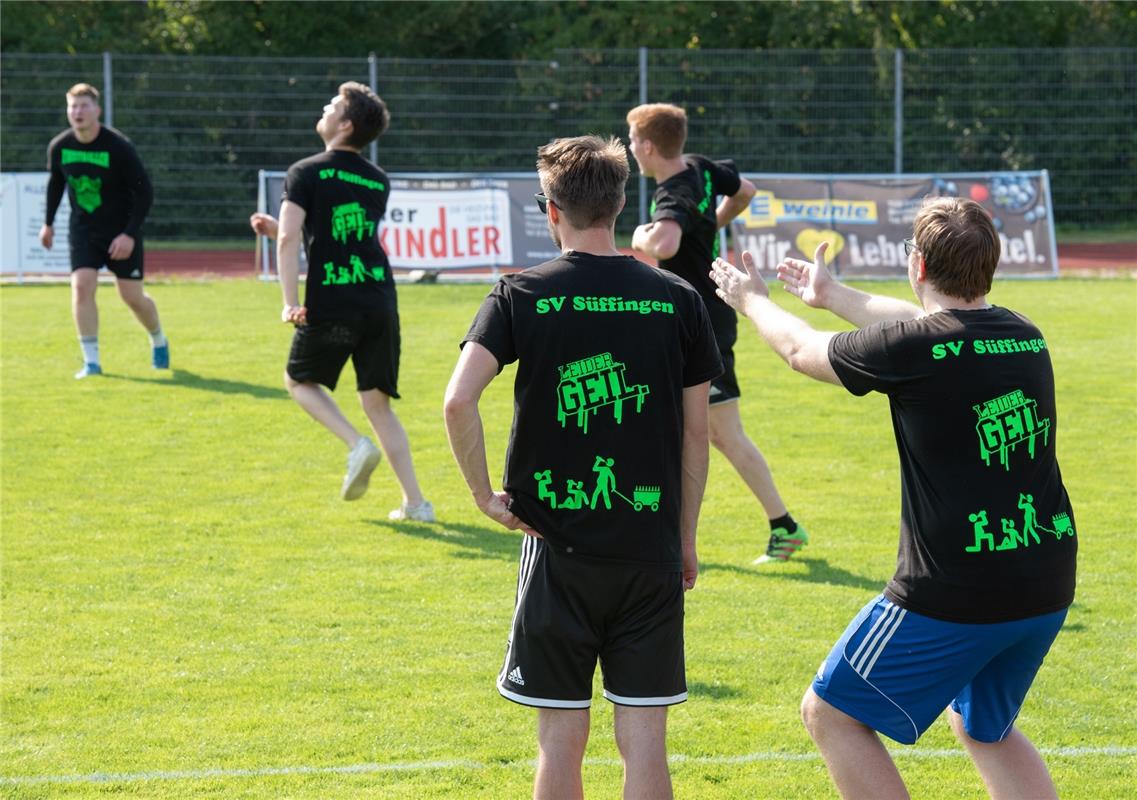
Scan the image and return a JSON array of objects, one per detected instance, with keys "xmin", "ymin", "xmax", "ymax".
[{"xmin": 507, "ymin": 666, "xmax": 525, "ymax": 686}]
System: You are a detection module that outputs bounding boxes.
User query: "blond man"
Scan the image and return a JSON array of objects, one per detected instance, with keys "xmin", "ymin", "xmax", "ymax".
[
  {"xmin": 41, "ymin": 83, "xmax": 167, "ymax": 378},
  {"xmin": 627, "ymin": 102, "xmax": 807, "ymax": 563}
]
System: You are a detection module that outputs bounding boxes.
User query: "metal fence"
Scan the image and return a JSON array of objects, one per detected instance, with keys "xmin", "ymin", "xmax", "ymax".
[{"xmin": 2, "ymin": 48, "xmax": 1134, "ymax": 240}]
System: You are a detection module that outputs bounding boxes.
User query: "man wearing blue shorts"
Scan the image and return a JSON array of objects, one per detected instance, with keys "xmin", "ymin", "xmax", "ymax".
[
  {"xmin": 445, "ymin": 135, "xmax": 721, "ymax": 798},
  {"xmin": 710, "ymin": 197, "xmax": 1076, "ymax": 799}
]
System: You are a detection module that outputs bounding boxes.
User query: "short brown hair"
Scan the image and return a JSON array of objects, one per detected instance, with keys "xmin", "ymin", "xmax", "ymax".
[
  {"xmin": 626, "ymin": 103, "xmax": 687, "ymax": 158},
  {"xmin": 912, "ymin": 197, "xmax": 1001, "ymax": 301},
  {"xmin": 66, "ymin": 83, "xmax": 100, "ymax": 103},
  {"xmin": 536, "ymin": 135, "xmax": 629, "ymax": 229},
  {"xmin": 338, "ymin": 81, "xmax": 389, "ymax": 149}
]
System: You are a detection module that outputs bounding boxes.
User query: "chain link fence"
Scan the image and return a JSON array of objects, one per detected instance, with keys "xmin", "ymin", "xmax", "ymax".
[{"xmin": 2, "ymin": 48, "xmax": 1133, "ymax": 240}]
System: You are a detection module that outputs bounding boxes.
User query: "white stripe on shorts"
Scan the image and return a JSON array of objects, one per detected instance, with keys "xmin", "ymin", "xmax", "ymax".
[
  {"xmin": 849, "ymin": 600, "xmax": 907, "ymax": 679},
  {"xmin": 602, "ymin": 689, "xmax": 689, "ymax": 707},
  {"xmin": 498, "ymin": 536, "xmax": 542, "ymax": 686}
]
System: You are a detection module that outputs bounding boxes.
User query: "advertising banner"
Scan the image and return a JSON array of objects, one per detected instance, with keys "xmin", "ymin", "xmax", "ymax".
[
  {"xmin": 731, "ymin": 172, "xmax": 1057, "ymax": 278},
  {"xmin": 258, "ymin": 171, "xmax": 560, "ymax": 276},
  {"xmin": 1, "ymin": 172, "xmax": 72, "ymax": 278}
]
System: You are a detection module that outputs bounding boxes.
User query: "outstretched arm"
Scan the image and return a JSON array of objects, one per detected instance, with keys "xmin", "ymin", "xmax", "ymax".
[
  {"xmin": 778, "ymin": 242, "xmax": 923, "ymax": 327},
  {"xmin": 444, "ymin": 342, "xmax": 539, "ymax": 537},
  {"xmin": 679, "ymin": 381, "xmax": 710, "ymax": 591},
  {"xmin": 711, "ymin": 251, "xmax": 841, "ymax": 385}
]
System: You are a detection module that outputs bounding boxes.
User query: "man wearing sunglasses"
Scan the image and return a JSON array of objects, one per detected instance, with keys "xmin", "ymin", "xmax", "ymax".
[
  {"xmin": 445, "ymin": 135, "xmax": 722, "ymax": 799},
  {"xmin": 710, "ymin": 197, "xmax": 1076, "ymax": 800}
]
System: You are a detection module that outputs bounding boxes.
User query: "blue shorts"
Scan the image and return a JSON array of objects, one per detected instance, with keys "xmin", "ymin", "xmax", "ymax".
[{"xmin": 811, "ymin": 595, "xmax": 1067, "ymax": 745}]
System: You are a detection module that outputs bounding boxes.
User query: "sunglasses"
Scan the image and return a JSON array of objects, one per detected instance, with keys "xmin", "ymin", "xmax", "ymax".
[
  {"xmin": 535, "ymin": 193, "xmax": 551, "ymax": 214},
  {"xmin": 903, "ymin": 238, "xmax": 921, "ymax": 257}
]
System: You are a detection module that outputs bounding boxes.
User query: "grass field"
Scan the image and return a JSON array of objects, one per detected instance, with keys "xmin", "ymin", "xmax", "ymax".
[{"xmin": 2, "ymin": 277, "xmax": 1135, "ymax": 798}]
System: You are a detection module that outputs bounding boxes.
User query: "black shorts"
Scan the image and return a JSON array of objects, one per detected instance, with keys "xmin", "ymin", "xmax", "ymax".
[
  {"xmin": 286, "ymin": 307, "xmax": 401, "ymax": 395},
  {"xmin": 497, "ymin": 537, "xmax": 687, "ymax": 709},
  {"xmin": 70, "ymin": 233, "xmax": 145, "ymax": 280},
  {"xmin": 709, "ymin": 321, "xmax": 740, "ymax": 405}
]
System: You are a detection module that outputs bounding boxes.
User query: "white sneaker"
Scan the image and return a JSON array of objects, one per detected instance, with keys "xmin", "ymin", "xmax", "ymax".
[
  {"xmin": 388, "ymin": 500, "xmax": 435, "ymax": 522},
  {"xmin": 341, "ymin": 437, "xmax": 382, "ymax": 501}
]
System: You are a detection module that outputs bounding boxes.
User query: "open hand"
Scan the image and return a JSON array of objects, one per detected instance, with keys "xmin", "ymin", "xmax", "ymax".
[
  {"xmin": 710, "ymin": 251, "xmax": 769, "ymax": 313},
  {"xmin": 777, "ymin": 241, "xmax": 832, "ymax": 309}
]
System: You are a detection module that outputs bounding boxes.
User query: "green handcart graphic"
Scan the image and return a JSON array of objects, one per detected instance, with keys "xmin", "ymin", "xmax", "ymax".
[{"xmin": 613, "ymin": 485, "xmax": 661, "ymax": 512}]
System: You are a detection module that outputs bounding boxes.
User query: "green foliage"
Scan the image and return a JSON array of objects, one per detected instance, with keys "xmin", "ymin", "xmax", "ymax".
[
  {"xmin": 1, "ymin": 277, "xmax": 1135, "ymax": 797},
  {"xmin": 3, "ymin": 1, "xmax": 1137, "ymax": 57}
]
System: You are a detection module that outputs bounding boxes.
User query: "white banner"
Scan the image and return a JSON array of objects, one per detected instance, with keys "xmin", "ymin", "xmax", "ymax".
[
  {"xmin": 379, "ymin": 182, "xmax": 513, "ymax": 268},
  {"xmin": 1, "ymin": 172, "xmax": 72, "ymax": 277}
]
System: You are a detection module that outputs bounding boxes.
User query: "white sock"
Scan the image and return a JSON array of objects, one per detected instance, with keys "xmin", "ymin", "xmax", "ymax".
[
  {"xmin": 80, "ymin": 336, "xmax": 99, "ymax": 365},
  {"xmin": 149, "ymin": 327, "xmax": 167, "ymax": 348}
]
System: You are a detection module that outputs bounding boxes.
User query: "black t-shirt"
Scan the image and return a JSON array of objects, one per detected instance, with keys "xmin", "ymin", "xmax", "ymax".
[
  {"xmin": 282, "ymin": 149, "xmax": 394, "ymax": 322},
  {"xmin": 45, "ymin": 126, "xmax": 153, "ymax": 240},
  {"xmin": 829, "ymin": 307, "xmax": 1077, "ymax": 623},
  {"xmin": 463, "ymin": 252, "xmax": 723, "ymax": 569},
  {"xmin": 651, "ymin": 154, "xmax": 742, "ymax": 340}
]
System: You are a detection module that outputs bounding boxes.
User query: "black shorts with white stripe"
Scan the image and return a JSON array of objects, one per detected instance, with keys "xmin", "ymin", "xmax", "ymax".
[{"xmin": 497, "ymin": 537, "xmax": 687, "ymax": 708}]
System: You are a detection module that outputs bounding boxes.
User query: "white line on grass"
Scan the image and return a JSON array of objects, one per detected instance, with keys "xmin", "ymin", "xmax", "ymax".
[{"xmin": 2, "ymin": 747, "xmax": 1133, "ymax": 786}]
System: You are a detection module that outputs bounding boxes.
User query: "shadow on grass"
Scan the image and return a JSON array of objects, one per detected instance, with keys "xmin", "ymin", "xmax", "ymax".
[
  {"xmin": 371, "ymin": 519, "xmax": 522, "ymax": 562},
  {"xmin": 701, "ymin": 556, "xmax": 882, "ymax": 592},
  {"xmin": 107, "ymin": 368, "xmax": 288, "ymax": 400},
  {"xmin": 687, "ymin": 680, "xmax": 744, "ymax": 700}
]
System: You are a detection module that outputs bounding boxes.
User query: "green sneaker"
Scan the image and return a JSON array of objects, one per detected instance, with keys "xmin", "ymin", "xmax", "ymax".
[{"xmin": 754, "ymin": 525, "xmax": 809, "ymax": 564}]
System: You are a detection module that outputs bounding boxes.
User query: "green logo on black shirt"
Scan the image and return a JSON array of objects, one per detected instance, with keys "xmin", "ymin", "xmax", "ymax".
[
  {"xmin": 320, "ymin": 255, "xmax": 385, "ymax": 285},
  {"xmin": 67, "ymin": 175, "xmax": 103, "ymax": 213},
  {"xmin": 534, "ymin": 457, "xmax": 660, "ymax": 512},
  {"xmin": 62, "ymin": 149, "xmax": 110, "ymax": 168},
  {"xmin": 331, "ymin": 202, "xmax": 376, "ymax": 243},
  {"xmin": 964, "ymin": 494, "xmax": 1075, "ymax": 554},
  {"xmin": 974, "ymin": 389, "xmax": 1050, "ymax": 470},
  {"xmin": 556, "ymin": 352, "xmax": 650, "ymax": 434}
]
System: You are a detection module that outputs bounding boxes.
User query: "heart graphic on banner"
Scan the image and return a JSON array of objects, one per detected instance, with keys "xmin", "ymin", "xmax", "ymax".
[{"xmin": 795, "ymin": 229, "xmax": 844, "ymax": 264}]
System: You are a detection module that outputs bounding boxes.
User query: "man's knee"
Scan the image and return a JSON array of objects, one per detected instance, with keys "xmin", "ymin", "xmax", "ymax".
[
  {"xmin": 801, "ymin": 688, "xmax": 835, "ymax": 739},
  {"xmin": 537, "ymin": 708, "xmax": 590, "ymax": 758}
]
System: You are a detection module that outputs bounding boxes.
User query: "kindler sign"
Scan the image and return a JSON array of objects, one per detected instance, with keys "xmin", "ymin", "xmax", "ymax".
[
  {"xmin": 730, "ymin": 172, "xmax": 1058, "ymax": 278},
  {"xmin": 257, "ymin": 171, "xmax": 560, "ymax": 276}
]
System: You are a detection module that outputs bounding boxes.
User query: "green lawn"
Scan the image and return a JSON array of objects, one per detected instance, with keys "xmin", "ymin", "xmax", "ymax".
[{"xmin": 2, "ymin": 277, "xmax": 1135, "ymax": 798}]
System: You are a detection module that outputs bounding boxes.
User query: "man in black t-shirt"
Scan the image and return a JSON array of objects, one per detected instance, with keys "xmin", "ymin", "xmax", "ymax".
[
  {"xmin": 249, "ymin": 83, "xmax": 431, "ymax": 516},
  {"xmin": 444, "ymin": 135, "xmax": 721, "ymax": 799},
  {"xmin": 40, "ymin": 83, "xmax": 169, "ymax": 379},
  {"xmin": 627, "ymin": 103, "xmax": 808, "ymax": 564},
  {"xmin": 710, "ymin": 197, "xmax": 1075, "ymax": 800}
]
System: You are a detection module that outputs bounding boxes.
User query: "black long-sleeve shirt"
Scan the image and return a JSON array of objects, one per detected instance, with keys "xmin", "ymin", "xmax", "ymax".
[{"xmin": 45, "ymin": 125, "xmax": 152, "ymax": 239}]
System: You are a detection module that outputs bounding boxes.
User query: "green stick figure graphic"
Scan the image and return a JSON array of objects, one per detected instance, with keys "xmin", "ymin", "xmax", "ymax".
[
  {"xmin": 562, "ymin": 479, "xmax": 588, "ymax": 510},
  {"xmin": 534, "ymin": 469, "xmax": 557, "ymax": 509},
  {"xmin": 1016, "ymin": 493, "xmax": 1046, "ymax": 542},
  {"xmin": 997, "ymin": 517, "xmax": 1022, "ymax": 551},
  {"xmin": 966, "ymin": 510, "xmax": 994, "ymax": 553},
  {"xmin": 590, "ymin": 456, "xmax": 616, "ymax": 510}
]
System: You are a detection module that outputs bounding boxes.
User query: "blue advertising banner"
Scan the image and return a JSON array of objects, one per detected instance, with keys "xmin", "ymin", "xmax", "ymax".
[{"xmin": 731, "ymin": 172, "xmax": 1057, "ymax": 278}]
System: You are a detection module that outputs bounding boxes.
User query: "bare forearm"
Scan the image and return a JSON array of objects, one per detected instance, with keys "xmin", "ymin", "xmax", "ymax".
[
  {"xmin": 715, "ymin": 195, "xmax": 748, "ymax": 229},
  {"xmin": 742, "ymin": 295, "xmax": 841, "ymax": 384},
  {"xmin": 444, "ymin": 402, "xmax": 494, "ymax": 504},
  {"xmin": 820, "ymin": 281, "xmax": 922, "ymax": 327},
  {"xmin": 679, "ymin": 431, "xmax": 708, "ymax": 552},
  {"xmin": 277, "ymin": 237, "xmax": 302, "ymax": 307}
]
